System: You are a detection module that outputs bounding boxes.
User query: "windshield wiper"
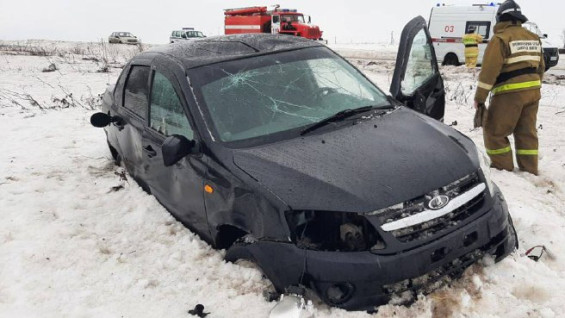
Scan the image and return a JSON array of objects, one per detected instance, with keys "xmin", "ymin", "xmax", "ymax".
[{"xmin": 300, "ymin": 105, "xmax": 393, "ymax": 136}]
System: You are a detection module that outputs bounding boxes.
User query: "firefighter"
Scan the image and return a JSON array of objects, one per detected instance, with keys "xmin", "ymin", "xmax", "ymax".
[
  {"xmin": 462, "ymin": 26, "xmax": 483, "ymax": 68},
  {"xmin": 474, "ymin": 0, "xmax": 544, "ymax": 175}
]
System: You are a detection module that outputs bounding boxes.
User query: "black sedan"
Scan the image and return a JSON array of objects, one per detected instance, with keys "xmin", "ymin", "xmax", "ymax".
[{"xmin": 91, "ymin": 16, "xmax": 517, "ymax": 311}]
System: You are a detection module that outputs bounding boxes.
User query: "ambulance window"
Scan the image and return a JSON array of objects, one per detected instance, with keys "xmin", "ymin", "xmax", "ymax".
[
  {"xmin": 401, "ymin": 29, "xmax": 435, "ymax": 95},
  {"xmin": 465, "ymin": 21, "xmax": 491, "ymax": 39}
]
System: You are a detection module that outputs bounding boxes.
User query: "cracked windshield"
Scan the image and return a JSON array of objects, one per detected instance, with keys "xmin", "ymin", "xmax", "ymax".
[{"xmin": 190, "ymin": 47, "xmax": 388, "ymax": 142}]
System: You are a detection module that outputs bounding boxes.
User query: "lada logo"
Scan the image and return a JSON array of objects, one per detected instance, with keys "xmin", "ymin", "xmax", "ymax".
[{"xmin": 427, "ymin": 195, "xmax": 450, "ymax": 210}]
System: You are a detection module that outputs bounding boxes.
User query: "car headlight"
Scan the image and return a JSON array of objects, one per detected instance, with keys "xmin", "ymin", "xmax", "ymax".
[
  {"xmin": 478, "ymin": 150, "xmax": 495, "ymax": 197},
  {"xmin": 285, "ymin": 210, "xmax": 385, "ymax": 252}
]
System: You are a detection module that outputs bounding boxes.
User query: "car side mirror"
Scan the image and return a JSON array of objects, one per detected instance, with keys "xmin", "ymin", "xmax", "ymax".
[
  {"xmin": 162, "ymin": 135, "xmax": 196, "ymax": 167},
  {"xmin": 308, "ymin": 16, "xmax": 311, "ymax": 24},
  {"xmin": 90, "ymin": 112, "xmax": 123, "ymax": 128}
]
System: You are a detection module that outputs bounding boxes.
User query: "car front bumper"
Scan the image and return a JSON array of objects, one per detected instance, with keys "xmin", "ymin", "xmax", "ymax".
[{"xmin": 226, "ymin": 187, "xmax": 517, "ymax": 311}]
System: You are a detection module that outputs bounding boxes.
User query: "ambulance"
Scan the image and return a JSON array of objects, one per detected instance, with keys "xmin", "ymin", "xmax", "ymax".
[{"xmin": 428, "ymin": 3, "xmax": 559, "ymax": 70}]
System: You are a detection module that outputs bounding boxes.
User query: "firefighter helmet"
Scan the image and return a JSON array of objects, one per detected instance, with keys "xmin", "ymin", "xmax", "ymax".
[{"xmin": 496, "ymin": 0, "xmax": 528, "ymax": 23}]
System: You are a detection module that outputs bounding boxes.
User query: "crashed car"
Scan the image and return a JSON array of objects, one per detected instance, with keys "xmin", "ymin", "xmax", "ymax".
[{"xmin": 90, "ymin": 16, "xmax": 517, "ymax": 311}]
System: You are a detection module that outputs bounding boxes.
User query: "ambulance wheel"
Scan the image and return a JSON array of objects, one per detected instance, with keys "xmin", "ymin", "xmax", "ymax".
[{"xmin": 443, "ymin": 53, "xmax": 460, "ymax": 66}]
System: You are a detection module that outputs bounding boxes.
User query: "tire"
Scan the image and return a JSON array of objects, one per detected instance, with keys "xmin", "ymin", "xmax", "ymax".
[{"xmin": 443, "ymin": 53, "xmax": 460, "ymax": 66}]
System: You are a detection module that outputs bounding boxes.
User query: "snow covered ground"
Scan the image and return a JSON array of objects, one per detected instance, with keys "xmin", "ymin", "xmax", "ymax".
[{"xmin": 1, "ymin": 41, "xmax": 565, "ymax": 317}]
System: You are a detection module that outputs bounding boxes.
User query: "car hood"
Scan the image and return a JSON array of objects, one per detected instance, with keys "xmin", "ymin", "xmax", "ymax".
[{"xmin": 232, "ymin": 108, "xmax": 479, "ymax": 213}]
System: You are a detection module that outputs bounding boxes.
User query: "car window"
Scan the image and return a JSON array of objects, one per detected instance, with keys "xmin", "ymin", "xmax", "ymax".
[
  {"xmin": 401, "ymin": 29, "xmax": 435, "ymax": 95},
  {"xmin": 123, "ymin": 66, "xmax": 150, "ymax": 118},
  {"xmin": 149, "ymin": 71, "xmax": 194, "ymax": 139}
]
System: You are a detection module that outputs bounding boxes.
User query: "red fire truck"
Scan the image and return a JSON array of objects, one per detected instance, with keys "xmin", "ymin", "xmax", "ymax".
[{"xmin": 224, "ymin": 5, "xmax": 323, "ymax": 40}]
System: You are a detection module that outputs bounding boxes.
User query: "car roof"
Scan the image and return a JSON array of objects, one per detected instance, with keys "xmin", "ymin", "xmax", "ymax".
[{"xmin": 141, "ymin": 34, "xmax": 324, "ymax": 69}]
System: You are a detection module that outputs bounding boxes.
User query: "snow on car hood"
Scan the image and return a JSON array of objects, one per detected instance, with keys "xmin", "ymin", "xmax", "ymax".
[{"xmin": 233, "ymin": 107, "xmax": 479, "ymax": 213}]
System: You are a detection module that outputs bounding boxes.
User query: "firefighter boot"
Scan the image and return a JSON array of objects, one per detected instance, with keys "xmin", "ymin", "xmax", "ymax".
[{"xmin": 514, "ymin": 98, "xmax": 540, "ymax": 175}]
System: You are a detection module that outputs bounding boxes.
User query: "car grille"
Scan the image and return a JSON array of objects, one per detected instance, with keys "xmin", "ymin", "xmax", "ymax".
[{"xmin": 378, "ymin": 173, "xmax": 485, "ymax": 243}]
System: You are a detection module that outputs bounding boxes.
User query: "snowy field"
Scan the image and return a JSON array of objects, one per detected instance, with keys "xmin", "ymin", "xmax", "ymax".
[{"xmin": 1, "ymin": 40, "xmax": 565, "ymax": 318}]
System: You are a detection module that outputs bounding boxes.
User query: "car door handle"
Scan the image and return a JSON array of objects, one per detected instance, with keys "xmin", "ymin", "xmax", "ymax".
[{"xmin": 143, "ymin": 145, "xmax": 157, "ymax": 158}]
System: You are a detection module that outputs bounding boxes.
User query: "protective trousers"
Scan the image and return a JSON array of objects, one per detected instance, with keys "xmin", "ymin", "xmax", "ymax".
[
  {"xmin": 465, "ymin": 47, "xmax": 479, "ymax": 68},
  {"xmin": 483, "ymin": 89, "xmax": 541, "ymax": 175}
]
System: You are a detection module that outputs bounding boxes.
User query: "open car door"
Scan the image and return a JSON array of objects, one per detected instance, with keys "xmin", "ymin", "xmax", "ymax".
[{"xmin": 390, "ymin": 16, "xmax": 445, "ymax": 121}]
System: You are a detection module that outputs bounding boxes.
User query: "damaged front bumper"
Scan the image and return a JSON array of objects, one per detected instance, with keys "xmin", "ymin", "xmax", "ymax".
[{"xmin": 226, "ymin": 188, "xmax": 517, "ymax": 311}]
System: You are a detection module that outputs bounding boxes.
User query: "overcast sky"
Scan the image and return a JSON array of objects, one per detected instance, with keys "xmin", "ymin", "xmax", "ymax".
[{"xmin": 1, "ymin": 0, "xmax": 564, "ymax": 45}]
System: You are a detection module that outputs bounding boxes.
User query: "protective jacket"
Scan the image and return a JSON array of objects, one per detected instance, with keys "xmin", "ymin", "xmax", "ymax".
[
  {"xmin": 462, "ymin": 33, "xmax": 483, "ymax": 58},
  {"xmin": 475, "ymin": 21, "xmax": 544, "ymax": 103}
]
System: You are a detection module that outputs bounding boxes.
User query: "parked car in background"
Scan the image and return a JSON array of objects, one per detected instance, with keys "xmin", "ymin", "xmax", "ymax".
[
  {"xmin": 90, "ymin": 16, "xmax": 517, "ymax": 311},
  {"xmin": 108, "ymin": 32, "xmax": 139, "ymax": 45},
  {"xmin": 170, "ymin": 28, "xmax": 206, "ymax": 43}
]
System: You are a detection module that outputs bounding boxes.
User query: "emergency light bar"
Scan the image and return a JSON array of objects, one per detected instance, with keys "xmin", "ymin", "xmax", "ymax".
[
  {"xmin": 436, "ymin": 2, "xmax": 499, "ymax": 6},
  {"xmin": 472, "ymin": 2, "xmax": 499, "ymax": 6},
  {"xmin": 182, "ymin": 27, "xmax": 195, "ymax": 30}
]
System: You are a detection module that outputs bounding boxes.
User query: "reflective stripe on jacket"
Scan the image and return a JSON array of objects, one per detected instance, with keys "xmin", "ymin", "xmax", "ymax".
[{"xmin": 475, "ymin": 21, "xmax": 545, "ymax": 103}]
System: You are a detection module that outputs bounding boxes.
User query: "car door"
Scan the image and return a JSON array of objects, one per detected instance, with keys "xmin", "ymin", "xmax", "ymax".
[
  {"xmin": 111, "ymin": 61, "xmax": 152, "ymax": 188},
  {"xmin": 142, "ymin": 62, "xmax": 210, "ymax": 239},
  {"xmin": 390, "ymin": 16, "xmax": 445, "ymax": 121}
]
